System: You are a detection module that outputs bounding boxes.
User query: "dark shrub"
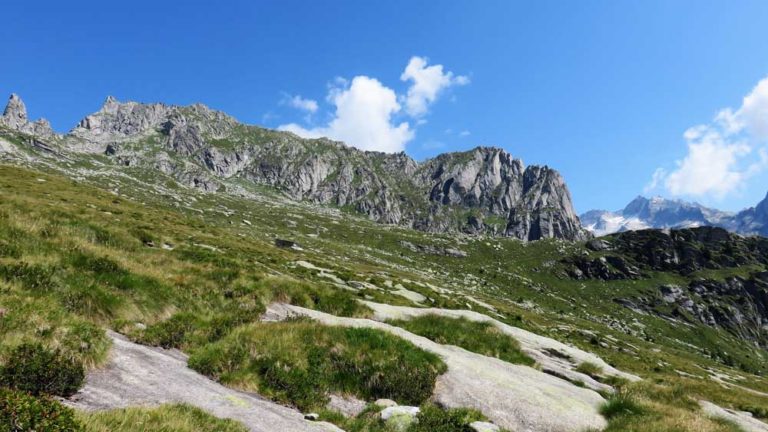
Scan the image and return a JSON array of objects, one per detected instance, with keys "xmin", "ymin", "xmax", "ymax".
[
  {"xmin": 0, "ymin": 343, "xmax": 85, "ymax": 397},
  {"xmin": 0, "ymin": 388, "xmax": 81, "ymax": 431}
]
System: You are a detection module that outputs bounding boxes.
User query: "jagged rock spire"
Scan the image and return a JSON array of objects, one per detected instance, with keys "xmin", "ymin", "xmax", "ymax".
[
  {"xmin": 2, "ymin": 94, "xmax": 28, "ymax": 129},
  {"xmin": 1, "ymin": 93, "xmax": 55, "ymax": 138}
]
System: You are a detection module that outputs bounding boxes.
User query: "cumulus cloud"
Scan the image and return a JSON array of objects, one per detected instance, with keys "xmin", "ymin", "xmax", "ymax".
[
  {"xmin": 282, "ymin": 94, "xmax": 318, "ymax": 113},
  {"xmin": 278, "ymin": 56, "xmax": 466, "ymax": 153},
  {"xmin": 647, "ymin": 76, "xmax": 768, "ymax": 199},
  {"xmin": 400, "ymin": 56, "xmax": 469, "ymax": 117},
  {"xmin": 279, "ymin": 76, "xmax": 413, "ymax": 152}
]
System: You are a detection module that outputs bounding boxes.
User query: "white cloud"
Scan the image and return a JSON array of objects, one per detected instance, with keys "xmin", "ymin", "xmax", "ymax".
[
  {"xmin": 647, "ymin": 76, "xmax": 768, "ymax": 199},
  {"xmin": 459, "ymin": 130, "xmax": 471, "ymax": 137},
  {"xmin": 277, "ymin": 56, "xmax": 467, "ymax": 153},
  {"xmin": 400, "ymin": 56, "xmax": 469, "ymax": 117},
  {"xmin": 279, "ymin": 76, "xmax": 413, "ymax": 152},
  {"xmin": 282, "ymin": 94, "xmax": 318, "ymax": 113}
]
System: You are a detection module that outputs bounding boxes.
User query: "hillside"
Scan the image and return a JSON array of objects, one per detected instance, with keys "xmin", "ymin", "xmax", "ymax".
[
  {"xmin": 0, "ymin": 95, "xmax": 767, "ymax": 431},
  {"xmin": 1, "ymin": 94, "xmax": 587, "ymax": 242}
]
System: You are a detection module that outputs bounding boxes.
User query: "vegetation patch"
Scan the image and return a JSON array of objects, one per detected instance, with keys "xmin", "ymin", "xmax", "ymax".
[
  {"xmin": 388, "ymin": 315, "xmax": 534, "ymax": 366},
  {"xmin": 188, "ymin": 321, "xmax": 446, "ymax": 410},
  {"xmin": 0, "ymin": 343, "xmax": 85, "ymax": 397},
  {"xmin": 0, "ymin": 388, "xmax": 81, "ymax": 432},
  {"xmin": 78, "ymin": 404, "xmax": 248, "ymax": 432}
]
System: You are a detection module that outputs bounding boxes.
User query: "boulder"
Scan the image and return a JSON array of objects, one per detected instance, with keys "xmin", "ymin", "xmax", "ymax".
[
  {"xmin": 326, "ymin": 394, "xmax": 367, "ymax": 418},
  {"xmin": 374, "ymin": 399, "xmax": 398, "ymax": 408},
  {"xmin": 381, "ymin": 406, "xmax": 420, "ymax": 431}
]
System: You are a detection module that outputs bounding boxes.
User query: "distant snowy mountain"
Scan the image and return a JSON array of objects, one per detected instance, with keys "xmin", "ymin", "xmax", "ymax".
[{"xmin": 580, "ymin": 196, "xmax": 734, "ymax": 236}]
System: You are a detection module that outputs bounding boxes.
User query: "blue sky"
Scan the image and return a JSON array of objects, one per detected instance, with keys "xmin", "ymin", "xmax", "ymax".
[{"xmin": 3, "ymin": 1, "xmax": 768, "ymax": 213}]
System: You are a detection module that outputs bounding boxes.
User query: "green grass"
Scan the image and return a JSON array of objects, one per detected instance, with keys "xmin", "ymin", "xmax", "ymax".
[
  {"xmin": 78, "ymin": 404, "xmax": 248, "ymax": 432},
  {"xmin": 0, "ymin": 155, "xmax": 767, "ymax": 432},
  {"xmin": 574, "ymin": 361, "xmax": 603, "ymax": 379},
  {"xmin": 388, "ymin": 315, "xmax": 535, "ymax": 366},
  {"xmin": 188, "ymin": 321, "xmax": 447, "ymax": 411}
]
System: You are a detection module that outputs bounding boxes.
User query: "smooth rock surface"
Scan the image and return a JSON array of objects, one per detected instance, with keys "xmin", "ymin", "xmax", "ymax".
[
  {"xmin": 267, "ymin": 303, "xmax": 610, "ymax": 432},
  {"xmin": 362, "ymin": 301, "xmax": 641, "ymax": 392},
  {"xmin": 700, "ymin": 400, "xmax": 768, "ymax": 432},
  {"xmin": 67, "ymin": 331, "xmax": 342, "ymax": 432}
]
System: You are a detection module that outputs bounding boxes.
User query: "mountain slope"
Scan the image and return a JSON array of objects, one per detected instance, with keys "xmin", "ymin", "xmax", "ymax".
[{"xmin": 0, "ymin": 94, "xmax": 588, "ymax": 241}]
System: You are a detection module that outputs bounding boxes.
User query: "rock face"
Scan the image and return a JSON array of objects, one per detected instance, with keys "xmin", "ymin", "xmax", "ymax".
[
  {"xmin": 0, "ymin": 94, "xmax": 55, "ymax": 138},
  {"xmin": 1, "ymin": 94, "xmax": 589, "ymax": 242},
  {"xmin": 566, "ymin": 227, "xmax": 768, "ymax": 347}
]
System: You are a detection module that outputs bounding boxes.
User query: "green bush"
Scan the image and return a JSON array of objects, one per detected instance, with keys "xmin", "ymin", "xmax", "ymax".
[
  {"xmin": 0, "ymin": 343, "xmax": 85, "ymax": 397},
  {"xmin": 0, "ymin": 388, "xmax": 82, "ymax": 432}
]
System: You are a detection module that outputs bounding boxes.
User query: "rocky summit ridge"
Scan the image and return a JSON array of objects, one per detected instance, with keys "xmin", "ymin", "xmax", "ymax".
[{"xmin": 0, "ymin": 94, "xmax": 588, "ymax": 241}]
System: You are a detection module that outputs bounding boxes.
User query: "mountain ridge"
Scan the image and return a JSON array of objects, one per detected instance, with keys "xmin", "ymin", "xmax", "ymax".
[
  {"xmin": 0, "ymin": 93, "xmax": 588, "ymax": 241},
  {"xmin": 581, "ymin": 195, "xmax": 768, "ymax": 237}
]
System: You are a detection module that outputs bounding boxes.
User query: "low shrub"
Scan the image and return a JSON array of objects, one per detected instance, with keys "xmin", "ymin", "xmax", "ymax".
[
  {"xmin": 0, "ymin": 343, "xmax": 85, "ymax": 397},
  {"xmin": 0, "ymin": 388, "xmax": 81, "ymax": 432}
]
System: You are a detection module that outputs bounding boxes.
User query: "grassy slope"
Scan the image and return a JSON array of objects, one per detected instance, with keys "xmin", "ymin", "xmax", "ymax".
[
  {"xmin": 0, "ymin": 157, "xmax": 766, "ymax": 430},
  {"xmin": 79, "ymin": 404, "xmax": 248, "ymax": 432}
]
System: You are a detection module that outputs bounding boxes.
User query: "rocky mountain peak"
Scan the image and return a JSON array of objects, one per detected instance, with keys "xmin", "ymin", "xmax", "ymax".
[
  {"xmin": 2, "ymin": 93, "xmax": 28, "ymax": 129},
  {"xmin": 0, "ymin": 93, "xmax": 55, "ymax": 138},
  {"xmin": 4, "ymin": 93, "xmax": 588, "ymax": 241},
  {"xmin": 101, "ymin": 95, "xmax": 120, "ymax": 114}
]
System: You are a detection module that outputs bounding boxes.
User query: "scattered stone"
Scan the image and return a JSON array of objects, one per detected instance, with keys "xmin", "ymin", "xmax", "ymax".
[
  {"xmin": 133, "ymin": 322, "xmax": 147, "ymax": 330},
  {"xmin": 585, "ymin": 238, "xmax": 610, "ymax": 251},
  {"xmin": 326, "ymin": 394, "xmax": 367, "ymax": 418},
  {"xmin": 0, "ymin": 308, "xmax": 6, "ymax": 318},
  {"xmin": 374, "ymin": 399, "xmax": 398, "ymax": 408},
  {"xmin": 399, "ymin": 240, "xmax": 467, "ymax": 258},
  {"xmin": 470, "ymin": 421, "xmax": 501, "ymax": 432},
  {"xmin": 242, "ymin": 219, "xmax": 252, "ymax": 226},
  {"xmin": 275, "ymin": 238, "xmax": 299, "ymax": 249},
  {"xmin": 381, "ymin": 406, "xmax": 420, "ymax": 431},
  {"xmin": 303, "ymin": 413, "xmax": 319, "ymax": 421}
]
